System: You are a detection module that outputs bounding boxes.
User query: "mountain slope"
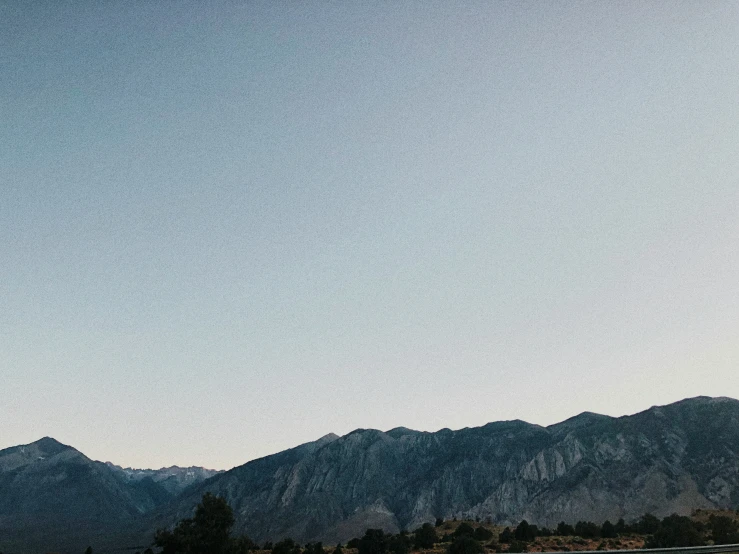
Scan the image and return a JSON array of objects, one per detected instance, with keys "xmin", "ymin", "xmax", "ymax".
[
  {"xmin": 0, "ymin": 438, "xmax": 216, "ymax": 554},
  {"xmin": 159, "ymin": 396, "xmax": 739, "ymax": 544},
  {"xmin": 3, "ymin": 396, "xmax": 739, "ymax": 553},
  {"xmin": 0, "ymin": 437, "xmax": 154, "ymax": 521}
]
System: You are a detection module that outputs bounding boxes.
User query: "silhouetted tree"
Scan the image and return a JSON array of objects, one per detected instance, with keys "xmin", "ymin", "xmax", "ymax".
[
  {"xmin": 556, "ymin": 522, "xmax": 574, "ymax": 536},
  {"xmin": 600, "ymin": 521, "xmax": 617, "ymax": 539},
  {"xmin": 414, "ymin": 523, "xmax": 438, "ymax": 549},
  {"xmin": 499, "ymin": 528, "xmax": 513, "ymax": 544},
  {"xmin": 646, "ymin": 515, "xmax": 703, "ymax": 548},
  {"xmin": 305, "ymin": 543, "xmax": 326, "ymax": 554},
  {"xmin": 574, "ymin": 521, "xmax": 600, "ymax": 539},
  {"xmin": 636, "ymin": 514, "xmax": 661, "ymax": 535},
  {"xmin": 358, "ymin": 529, "xmax": 389, "ymax": 554},
  {"xmin": 155, "ymin": 492, "xmax": 235, "ymax": 554},
  {"xmin": 514, "ymin": 521, "xmax": 537, "ymax": 542},
  {"xmin": 436, "ymin": 518, "xmax": 444, "ymax": 528},
  {"xmin": 85, "ymin": 548, "xmax": 93, "ymax": 554}
]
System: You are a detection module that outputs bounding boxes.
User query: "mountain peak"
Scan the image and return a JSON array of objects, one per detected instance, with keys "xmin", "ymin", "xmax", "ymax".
[
  {"xmin": 669, "ymin": 395, "xmax": 739, "ymax": 407},
  {"xmin": 317, "ymin": 432, "xmax": 340, "ymax": 443},
  {"xmin": 386, "ymin": 427, "xmax": 420, "ymax": 438},
  {"xmin": 31, "ymin": 436, "xmax": 73, "ymax": 457},
  {"xmin": 547, "ymin": 410, "xmax": 614, "ymax": 435},
  {"xmin": 0, "ymin": 437, "xmax": 78, "ymax": 474},
  {"xmin": 34, "ymin": 436, "xmax": 68, "ymax": 447}
]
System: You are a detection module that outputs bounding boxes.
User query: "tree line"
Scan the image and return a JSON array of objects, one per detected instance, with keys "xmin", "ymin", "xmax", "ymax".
[
  {"xmin": 106, "ymin": 493, "xmax": 739, "ymax": 554},
  {"xmin": 496, "ymin": 512, "xmax": 739, "ymax": 551}
]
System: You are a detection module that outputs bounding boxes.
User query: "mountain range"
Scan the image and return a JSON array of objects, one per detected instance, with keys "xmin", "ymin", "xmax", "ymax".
[{"xmin": 2, "ymin": 396, "xmax": 738, "ymax": 554}]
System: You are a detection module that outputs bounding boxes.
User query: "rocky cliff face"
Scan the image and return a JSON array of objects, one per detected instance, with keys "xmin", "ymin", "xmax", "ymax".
[
  {"xmin": 163, "ymin": 396, "xmax": 739, "ymax": 544},
  {"xmin": 3, "ymin": 396, "xmax": 739, "ymax": 553}
]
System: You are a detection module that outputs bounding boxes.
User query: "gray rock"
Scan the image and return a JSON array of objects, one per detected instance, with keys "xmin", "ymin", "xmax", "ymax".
[{"xmin": 157, "ymin": 396, "xmax": 739, "ymax": 543}]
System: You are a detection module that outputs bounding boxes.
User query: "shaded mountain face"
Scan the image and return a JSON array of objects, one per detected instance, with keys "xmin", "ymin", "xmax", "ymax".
[
  {"xmin": 0, "ymin": 438, "xmax": 217, "ymax": 554},
  {"xmin": 0, "ymin": 437, "xmax": 153, "ymax": 521},
  {"xmin": 159, "ymin": 396, "xmax": 739, "ymax": 544}
]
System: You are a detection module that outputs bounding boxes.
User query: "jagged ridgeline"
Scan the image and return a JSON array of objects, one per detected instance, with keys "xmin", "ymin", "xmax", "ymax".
[
  {"xmin": 152, "ymin": 396, "xmax": 739, "ymax": 544},
  {"xmin": 1, "ymin": 396, "xmax": 738, "ymax": 554}
]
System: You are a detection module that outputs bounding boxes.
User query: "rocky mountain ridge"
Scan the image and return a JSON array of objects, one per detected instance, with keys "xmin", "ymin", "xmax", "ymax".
[
  {"xmin": 0, "ymin": 438, "xmax": 219, "ymax": 553},
  {"xmin": 105, "ymin": 462, "xmax": 222, "ymax": 496},
  {"xmin": 2, "ymin": 396, "xmax": 739, "ymax": 554},
  {"xmin": 159, "ymin": 396, "xmax": 739, "ymax": 544}
]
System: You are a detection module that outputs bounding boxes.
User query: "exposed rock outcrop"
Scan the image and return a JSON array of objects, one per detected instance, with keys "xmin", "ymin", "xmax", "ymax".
[{"xmin": 160, "ymin": 396, "xmax": 739, "ymax": 543}]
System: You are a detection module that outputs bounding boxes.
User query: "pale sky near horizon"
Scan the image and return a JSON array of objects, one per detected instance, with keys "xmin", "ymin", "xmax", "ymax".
[{"xmin": 2, "ymin": 1, "xmax": 738, "ymax": 470}]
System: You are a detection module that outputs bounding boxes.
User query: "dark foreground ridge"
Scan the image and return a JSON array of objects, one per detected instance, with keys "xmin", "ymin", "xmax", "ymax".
[{"xmin": 1, "ymin": 396, "xmax": 738, "ymax": 553}]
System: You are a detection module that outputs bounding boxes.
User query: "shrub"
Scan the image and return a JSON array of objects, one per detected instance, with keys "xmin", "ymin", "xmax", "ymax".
[
  {"xmin": 389, "ymin": 534, "xmax": 411, "ymax": 554},
  {"xmin": 507, "ymin": 541, "xmax": 527, "ymax": 553},
  {"xmin": 709, "ymin": 515, "xmax": 739, "ymax": 545},
  {"xmin": 473, "ymin": 527, "xmax": 493, "ymax": 542},
  {"xmin": 454, "ymin": 523, "xmax": 476, "ymax": 538},
  {"xmin": 448, "ymin": 536, "xmax": 484, "ymax": 554}
]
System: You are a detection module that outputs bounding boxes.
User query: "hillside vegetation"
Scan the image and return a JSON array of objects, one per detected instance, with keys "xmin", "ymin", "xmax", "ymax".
[{"xmin": 138, "ymin": 493, "xmax": 739, "ymax": 554}]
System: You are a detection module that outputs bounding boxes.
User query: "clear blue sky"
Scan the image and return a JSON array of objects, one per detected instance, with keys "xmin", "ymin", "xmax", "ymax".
[{"xmin": 2, "ymin": 1, "xmax": 738, "ymax": 470}]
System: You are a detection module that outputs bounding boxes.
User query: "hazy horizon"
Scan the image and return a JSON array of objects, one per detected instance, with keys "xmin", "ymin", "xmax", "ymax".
[
  {"xmin": 6, "ymin": 394, "xmax": 737, "ymax": 471},
  {"xmin": 3, "ymin": 1, "xmax": 738, "ymax": 469}
]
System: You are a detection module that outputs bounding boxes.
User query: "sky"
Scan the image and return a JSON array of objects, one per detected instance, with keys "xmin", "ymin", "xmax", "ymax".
[{"xmin": 1, "ymin": 1, "xmax": 738, "ymax": 470}]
